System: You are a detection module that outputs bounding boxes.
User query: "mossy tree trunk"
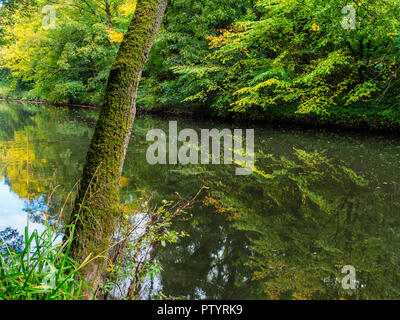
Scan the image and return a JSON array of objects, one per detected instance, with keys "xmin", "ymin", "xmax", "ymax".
[{"xmin": 69, "ymin": 0, "xmax": 168, "ymax": 298}]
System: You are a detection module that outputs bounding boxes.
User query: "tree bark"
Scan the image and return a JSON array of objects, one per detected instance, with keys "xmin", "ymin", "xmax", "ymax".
[{"xmin": 68, "ymin": 0, "xmax": 168, "ymax": 299}]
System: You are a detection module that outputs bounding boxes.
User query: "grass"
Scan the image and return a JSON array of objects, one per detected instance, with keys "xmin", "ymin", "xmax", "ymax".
[{"xmin": 0, "ymin": 220, "xmax": 90, "ymax": 300}]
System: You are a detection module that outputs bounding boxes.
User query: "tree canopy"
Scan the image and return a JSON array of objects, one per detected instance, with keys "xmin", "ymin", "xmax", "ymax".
[{"xmin": 1, "ymin": 0, "xmax": 399, "ymax": 127}]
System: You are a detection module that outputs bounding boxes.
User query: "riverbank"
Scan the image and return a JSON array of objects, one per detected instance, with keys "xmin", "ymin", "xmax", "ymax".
[
  {"xmin": 0, "ymin": 98, "xmax": 100, "ymax": 110},
  {"xmin": 2, "ymin": 96, "xmax": 400, "ymax": 134}
]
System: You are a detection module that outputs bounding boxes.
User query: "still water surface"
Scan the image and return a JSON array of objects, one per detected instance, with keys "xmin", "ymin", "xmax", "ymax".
[{"xmin": 1, "ymin": 101, "xmax": 400, "ymax": 299}]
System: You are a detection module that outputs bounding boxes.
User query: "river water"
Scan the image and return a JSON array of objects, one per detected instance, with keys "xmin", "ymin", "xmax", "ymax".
[{"xmin": 1, "ymin": 101, "xmax": 400, "ymax": 300}]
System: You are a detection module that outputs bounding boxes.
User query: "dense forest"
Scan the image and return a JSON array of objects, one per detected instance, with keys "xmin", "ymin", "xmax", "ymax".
[{"xmin": 1, "ymin": 0, "xmax": 400, "ymax": 127}]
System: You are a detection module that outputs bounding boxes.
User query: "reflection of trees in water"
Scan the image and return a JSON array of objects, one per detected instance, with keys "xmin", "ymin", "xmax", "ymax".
[
  {"xmin": 1, "ymin": 102, "xmax": 400, "ymax": 299},
  {"xmin": 120, "ymin": 118, "xmax": 400, "ymax": 299},
  {"xmin": 148, "ymin": 203, "xmax": 261, "ymax": 300},
  {"xmin": 0, "ymin": 228, "xmax": 24, "ymax": 254},
  {"xmin": 117, "ymin": 117, "xmax": 263, "ymax": 299},
  {"xmin": 214, "ymin": 148, "xmax": 400, "ymax": 299},
  {"xmin": 0, "ymin": 102, "xmax": 96, "ymax": 223}
]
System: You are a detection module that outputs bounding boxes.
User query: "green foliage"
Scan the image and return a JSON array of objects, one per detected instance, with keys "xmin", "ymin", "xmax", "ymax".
[
  {"xmin": 138, "ymin": 0, "xmax": 252, "ymax": 108},
  {"xmin": 0, "ymin": 0, "xmax": 135, "ymax": 105},
  {"xmin": 0, "ymin": 221, "xmax": 89, "ymax": 300},
  {"xmin": 176, "ymin": 0, "xmax": 400, "ymax": 117},
  {"xmin": 1, "ymin": 0, "xmax": 400, "ymax": 127}
]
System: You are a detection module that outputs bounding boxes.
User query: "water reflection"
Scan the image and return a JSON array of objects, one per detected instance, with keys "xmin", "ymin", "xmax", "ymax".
[
  {"xmin": 0, "ymin": 180, "xmax": 46, "ymax": 237},
  {"xmin": 0, "ymin": 101, "xmax": 400, "ymax": 299}
]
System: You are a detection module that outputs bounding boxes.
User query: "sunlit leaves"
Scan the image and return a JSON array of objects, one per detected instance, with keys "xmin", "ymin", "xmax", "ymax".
[
  {"xmin": 202, "ymin": 0, "xmax": 400, "ymax": 116},
  {"xmin": 0, "ymin": 0, "xmax": 137, "ymax": 104}
]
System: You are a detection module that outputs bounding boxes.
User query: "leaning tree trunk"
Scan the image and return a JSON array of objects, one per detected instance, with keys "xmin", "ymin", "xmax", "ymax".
[{"xmin": 68, "ymin": 0, "xmax": 168, "ymax": 298}]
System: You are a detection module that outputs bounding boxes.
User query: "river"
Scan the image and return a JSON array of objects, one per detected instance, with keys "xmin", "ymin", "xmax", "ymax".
[{"xmin": 0, "ymin": 101, "xmax": 399, "ymax": 300}]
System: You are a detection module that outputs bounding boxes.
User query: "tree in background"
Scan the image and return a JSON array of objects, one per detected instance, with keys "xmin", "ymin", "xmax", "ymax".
[
  {"xmin": 138, "ymin": 0, "xmax": 252, "ymax": 108},
  {"xmin": 0, "ymin": 0, "xmax": 137, "ymax": 104},
  {"xmin": 184, "ymin": 0, "xmax": 400, "ymax": 117},
  {"xmin": 68, "ymin": 0, "xmax": 168, "ymax": 298},
  {"xmin": 1, "ymin": 0, "xmax": 400, "ymax": 124},
  {"xmin": 0, "ymin": 0, "xmax": 253, "ymax": 106}
]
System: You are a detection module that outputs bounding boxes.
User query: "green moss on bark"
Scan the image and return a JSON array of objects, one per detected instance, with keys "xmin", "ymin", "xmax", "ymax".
[{"xmin": 69, "ymin": 0, "xmax": 168, "ymax": 298}]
